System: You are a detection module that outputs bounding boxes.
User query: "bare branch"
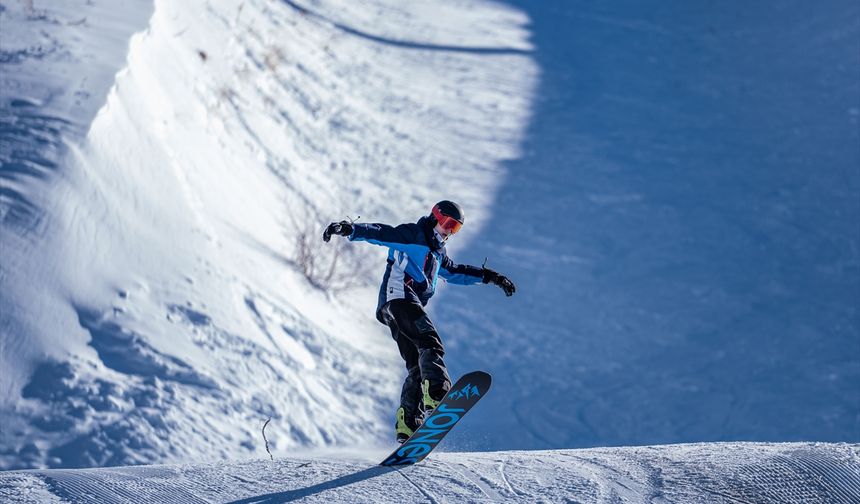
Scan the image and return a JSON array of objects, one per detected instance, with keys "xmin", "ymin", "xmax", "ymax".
[
  {"xmin": 262, "ymin": 417, "xmax": 274, "ymax": 462},
  {"xmin": 285, "ymin": 203, "xmax": 373, "ymax": 293}
]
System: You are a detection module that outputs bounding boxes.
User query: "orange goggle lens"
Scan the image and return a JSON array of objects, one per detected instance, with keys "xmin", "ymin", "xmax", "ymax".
[{"xmin": 432, "ymin": 206, "xmax": 463, "ymax": 234}]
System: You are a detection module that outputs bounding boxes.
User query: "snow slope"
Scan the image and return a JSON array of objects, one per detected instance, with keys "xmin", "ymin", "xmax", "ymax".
[
  {"xmin": 1, "ymin": 0, "xmax": 535, "ymax": 469},
  {"xmin": 2, "ymin": 443, "xmax": 859, "ymax": 503}
]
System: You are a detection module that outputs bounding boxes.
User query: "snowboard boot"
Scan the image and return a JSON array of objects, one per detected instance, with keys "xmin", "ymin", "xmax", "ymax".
[
  {"xmin": 421, "ymin": 379, "xmax": 446, "ymax": 421},
  {"xmin": 395, "ymin": 406, "xmax": 419, "ymax": 443}
]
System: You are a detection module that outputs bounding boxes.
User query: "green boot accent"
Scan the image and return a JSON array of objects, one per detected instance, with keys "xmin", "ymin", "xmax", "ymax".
[
  {"xmin": 422, "ymin": 379, "xmax": 442, "ymax": 412},
  {"xmin": 395, "ymin": 407, "xmax": 415, "ymax": 443}
]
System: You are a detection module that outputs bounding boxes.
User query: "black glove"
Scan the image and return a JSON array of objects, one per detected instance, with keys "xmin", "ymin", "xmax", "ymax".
[
  {"xmin": 323, "ymin": 221, "xmax": 353, "ymax": 242},
  {"xmin": 482, "ymin": 268, "xmax": 516, "ymax": 297}
]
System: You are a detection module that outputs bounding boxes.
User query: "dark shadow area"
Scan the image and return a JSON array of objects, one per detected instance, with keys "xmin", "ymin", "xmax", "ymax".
[
  {"xmin": 226, "ymin": 466, "xmax": 395, "ymax": 504},
  {"xmin": 76, "ymin": 307, "xmax": 218, "ymax": 389},
  {"xmin": 438, "ymin": 0, "xmax": 860, "ymax": 451},
  {"xmin": 0, "ymin": 101, "xmax": 73, "ymax": 230},
  {"xmin": 13, "ymin": 355, "xmax": 180, "ymax": 469},
  {"xmin": 280, "ymin": 0, "xmax": 532, "ymax": 55}
]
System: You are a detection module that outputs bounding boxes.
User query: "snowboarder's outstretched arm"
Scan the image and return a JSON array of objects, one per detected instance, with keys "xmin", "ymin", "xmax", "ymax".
[
  {"xmin": 324, "ymin": 221, "xmax": 421, "ymax": 253},
  {"xmin": 438, "ymin": 256, "xmax": 483, "ymax": 285},
  {"xmin": 440, "ymin": 256, "xmax": 516, "ymax": 296}
]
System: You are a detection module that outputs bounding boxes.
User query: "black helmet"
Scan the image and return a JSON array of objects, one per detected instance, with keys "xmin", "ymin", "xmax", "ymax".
[{"xmin": 431, "ymin": 200, "xmax": 464, "ymax": 234}]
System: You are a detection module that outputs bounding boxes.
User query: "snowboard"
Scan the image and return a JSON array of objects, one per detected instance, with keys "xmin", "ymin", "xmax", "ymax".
[{"xmin": 380, "ymin": 370, "xmax": 491, "ymax": 466}]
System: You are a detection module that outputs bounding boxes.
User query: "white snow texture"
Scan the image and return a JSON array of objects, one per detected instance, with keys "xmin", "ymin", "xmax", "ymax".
[{"xmin": 2, "ymin": 443, "xmax": 860, "ymax": 503}]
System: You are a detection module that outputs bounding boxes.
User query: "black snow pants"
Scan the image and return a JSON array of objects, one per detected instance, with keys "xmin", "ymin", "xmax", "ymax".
[{"xmin": 380, "ymin": 299, "xmax": 452, "ymax": 421}]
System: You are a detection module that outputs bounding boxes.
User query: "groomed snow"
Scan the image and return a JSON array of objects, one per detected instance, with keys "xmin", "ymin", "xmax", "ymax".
[{"xmin": 2, "ymin": 443, "xmax": 859, "ymax": 503}]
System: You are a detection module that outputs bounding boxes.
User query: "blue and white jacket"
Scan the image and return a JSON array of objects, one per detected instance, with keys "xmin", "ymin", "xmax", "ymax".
[{"xmin": 349, "ymin": 216, "xmax": 484, "ymax": 322}]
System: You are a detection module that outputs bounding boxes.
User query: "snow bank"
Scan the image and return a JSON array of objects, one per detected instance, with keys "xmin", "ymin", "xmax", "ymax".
[
  {"xmin": 2, "ymin": 443, "xmax": 858, "ymax": 503},
  {"xmin": 1, "ymin": 0, "xmax": 536, "ymax": 469}
]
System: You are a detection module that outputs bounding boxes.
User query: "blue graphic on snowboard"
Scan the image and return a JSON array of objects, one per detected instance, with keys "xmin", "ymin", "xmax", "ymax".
[{"xmin": 448, "ymin": 383, "xmax": 481, "ymax": 400}]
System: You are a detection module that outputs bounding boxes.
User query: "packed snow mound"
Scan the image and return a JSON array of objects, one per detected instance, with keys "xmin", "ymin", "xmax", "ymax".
[
  {"xmin": 2, "ymin": 443, "xmax": 859, "ymax": 503},
  {"xmin": 0, "ymin": 0, "xmax": 536, "ymax": 470}
]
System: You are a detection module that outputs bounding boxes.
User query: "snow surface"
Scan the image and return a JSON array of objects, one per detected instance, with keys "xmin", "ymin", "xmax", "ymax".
[
  {"xmin": 2, "ymin": 0, "xmax": 536, "ymax": 469},
  {"xmin": 2, "ymin": 443, "xmax": 859, "ymax": 503}
]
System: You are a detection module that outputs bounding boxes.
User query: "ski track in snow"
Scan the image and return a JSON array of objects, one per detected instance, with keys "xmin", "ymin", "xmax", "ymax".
[
  {"xmin": 1, "ymin": 443, "xmax": 858, "ymax": 503},
  {"xmin": 453, "ymin": 462, "xmax": 504, "ymax": 502},
  {"xmin": 397, "ymin": 468, "xmax": 442, "ymax": 504}
]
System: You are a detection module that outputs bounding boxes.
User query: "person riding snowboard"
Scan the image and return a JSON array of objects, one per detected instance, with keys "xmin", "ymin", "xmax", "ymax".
[{"xmin": 323, "ymin": 200, "xmax": 516, "ymax": 443}]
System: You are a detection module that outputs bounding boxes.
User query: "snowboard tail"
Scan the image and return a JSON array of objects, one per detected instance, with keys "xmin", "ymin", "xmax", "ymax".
[{"xmin": 380, "ymin": 370, "xmax": 491, "ymax": 466}]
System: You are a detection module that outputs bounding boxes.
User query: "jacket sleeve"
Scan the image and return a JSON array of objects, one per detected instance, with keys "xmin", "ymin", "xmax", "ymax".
[
  {"xmin": 349, "ymin": 222, "xmax": 417, "ymax": 252},
  {"xmin": 438, "ymin": 255, "xmax": 484, "ymax": 285}
]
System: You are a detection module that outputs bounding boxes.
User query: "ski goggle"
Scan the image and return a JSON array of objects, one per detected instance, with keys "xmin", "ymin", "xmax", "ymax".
[{"xmin": 432, "ymin": 205, "xmax": 463, "ymax": 234}]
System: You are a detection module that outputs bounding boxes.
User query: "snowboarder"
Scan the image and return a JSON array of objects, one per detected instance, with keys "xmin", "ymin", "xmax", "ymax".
[{"xmin": 323, "ymin": 200, "xmax": 516, "ymax": 442}]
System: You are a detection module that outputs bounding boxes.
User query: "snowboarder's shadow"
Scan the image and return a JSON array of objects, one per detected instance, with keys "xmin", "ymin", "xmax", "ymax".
[{"xmin": 226, "ymin": 466, "xmax": 397, "ymax": 503}]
